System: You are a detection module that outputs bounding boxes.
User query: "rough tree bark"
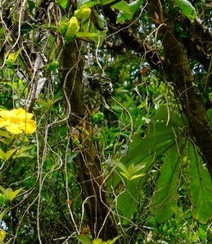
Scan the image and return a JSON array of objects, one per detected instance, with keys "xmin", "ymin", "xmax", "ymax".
[
  {"xmin": 147, "ymin": 0, "xmax": 212, "ymax": 176},
  {"xmin": 59, "ymin": 41, "xmax": 120, "ymax": 242}
]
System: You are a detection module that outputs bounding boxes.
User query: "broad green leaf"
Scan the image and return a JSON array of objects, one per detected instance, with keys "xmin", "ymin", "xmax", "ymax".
[
  {"xmin": 111, "ymin": 107, "xmax": 183, "ymax": 187},
  {"xmin": 101, "ymin": 0, "xmax": 114, "ymax": 5},
  {"xmin": 56, "ymin": 0, "xmax": 68, "ymax": 9},
  {"xmin": 0, "ymin": 187, "xmax": 23, "ymax": 201},
  {"xmin": 116, "ymin": 0, "xmax": 144, "ymax": 23},
  {"xmin": 116, "ymin": 179, "xmax": 141, "ymax": 224},
  {"xmin": 77, "ymin": 234, "xmax": 92, "ymax": 244},
  {"xmin": 111, "ymin": 105, "xmax": 188, "ymax": 222},
  {"xmin": 174, "ymin": 0, "xmax": 197, "ymax": 22},
  {"xmin": 112, "ymin": 1, "xmax": 132, "ymax": 14},
  {"xmin": 150, "ymin": 141, "xmax": 186, "ymax": 223},
  {"xmin": 189, "ymin": 142, "xmax": 212, "ymax": 223},
  {"xmin": 129, "ymin": 0, "xmax": 144, "ymax": 14},
  {"xmin": 152, "ymin": 105, "xmax": 187, "ymax": 127}
]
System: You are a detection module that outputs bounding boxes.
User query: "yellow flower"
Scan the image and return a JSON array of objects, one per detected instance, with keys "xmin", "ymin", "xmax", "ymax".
[{"xmin": 0, "ymin": 108, "xmax": 36, "ymax": 134}]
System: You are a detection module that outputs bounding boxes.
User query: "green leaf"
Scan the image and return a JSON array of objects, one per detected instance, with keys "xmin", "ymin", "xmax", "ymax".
[
  {"xmin": 0, "ymin": 129, "xmax": 11, "ymax": 139},
  {"xmin": 116, "ymin": 162, "xmax": 145, "ymax": 181},
  {"xmin": 64, "ymin": 17, "xmax": 80, "ymax": 43},
  {"xmin": 49, "ymin": 61, "xmax": 59, "ymax": 72},
  {"xmin": 129, "ymin": 0, "xmax": 144, "ymax": 14},
  {"xmin": 129, "ymin": 173, "xmax": 145, "ymax": 180},
  {"xmin": 76, "ymin": 28, "xmax": 107, "ymax": 45},
  {"xmin": 0, "ymin": 187, "xmax": 23, "ymax": 201},
  {"xmin": 92, "ymin": 239, "xmax": 103, "ymax": 244},
  {"xmin": 0, "ymin": 209, "xmax": 9, "ymax": 221},
  {"xmin": 106, "ymin": 236, "xmax": 120, "ymax": 244},
  {"xmin": 0, "ymin": 194, "xmax": 6, "ymax": 205},
  {"xmin": 27, "ymin": 0, "xmax": 35, "ymax": 12},
  {"xmin": 76, "ymin": 32, "xmax": 102, "ymax": 38},
  {"xmin": 14, "ymin": 146, "xmax": 33, "ymax": 158},
  {"xmin": 207, "ymin": 108, "xmax": 212, "ymax": 122},
  {"xmin": 56, "ymin": 0, "xmax": 68, "ymax": 9},
  {"xmin": 0, "ymin": 229, "xmax": 6, "ymax": 242},
  {"xmin": 189, "ymin": 142, "xmax": 212, "ymax": 223},
  {"xmin": 174, "ymin": 0, "xmax": 197, "ymax": 22},
  {"xmin": 79, "ymin": 1, "xmax": 99, "ymax": 8},
  {"xmin": 116, "ymin": 0, "xmax": 144, "ymax": 23},
  {"xmin": 101, "ymin": 0, "xmax": 114, "ymax": 5},
  {"xmin": 116, "ymin": 178, "xmax": 141, "ymax": 224},
  {"xmin": 110, "ymin": 105, "xmax": 188, "ymax": 223},
  {"xmin": 150, "ymin": 141, "xmax": 185, "ymax": 223},
  {"xmin": 111, "ymin": 107, "xmax": 181, "ymax": 187},
  {"xmin": 0, "ymin": 148, "xmax": 17, "ymax": 161},
  {"xmin": 92, "ymin": 236, "xmax": 120, "ymax": 244},
  {"xmin": 74, "ymin": 5, "xmax": 91, "ymax": 19},
  {"xmin": 112, "ymin": 1, "xmax": 132, "ymax": 14},
  {"xmin": 76, "ymin": 234, "xmax": 92, "ymax": 244}
]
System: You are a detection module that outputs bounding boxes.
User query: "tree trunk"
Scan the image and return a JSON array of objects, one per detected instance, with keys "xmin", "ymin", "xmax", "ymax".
[
  {"xmin": 148, "ymin": 1, "xmax": 212, "ymax": 176},
  {"xmin": 59, "ymin": 41, "xmax": 120, "ymax": 242}
]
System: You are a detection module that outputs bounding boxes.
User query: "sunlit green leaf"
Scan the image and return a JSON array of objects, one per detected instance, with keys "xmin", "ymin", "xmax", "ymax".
[
  {"xmin": 174, "ymin": 0, "xmax": 197, "ymax": 22},
  {"xmin": 101, "ymin": 0, "xmax": 114, "ymax": 5},
  {"xmin": 116, "ymin": 162, "xmax": 145, "ymax": 181},
  {"xmin": 0, "ymin": 148, "xmax": 17, "ymax": 161},
  {"xmin": 56, "ymin": 0, "xmax": 68, "ymax": 9},
  {"xmin": 0, "ymin": 187, "xmax": 23, "ymax": 201},
  {"xmin": 112, "ymin": 1, "xmax": 132, "ymax": 14},
  {"xmin": 14, "ymin": 146, "xmax": 33, "ymax": 158},
  {"xmin": 116, "ymin": 162, "xmax": 128, "ymax": 174},
  {"xmin": 129, "ymin": 173, "xmax": 145, "ymax": 180},
  {"xmin": 0, "ymin": 229, "xmax": 6, "ymax": 241},
  {"xmin": 117, "ymin": 0, "xmax": 144, "ymax": 23},
  {"xmin": 76, "ymin": 32, "xmax": 102, "ymax": 38},
  {"xmin": 129, "ymin": 0, "xmax": 144, "ymax": 14},
  {"xmin": 79, "ymin": 1, "xmax": 99, "ymax": 8},
  {"xmin": 77, "ymin": 234, "xmax": 92, "ymax": 244},
  {"xmin": 74, "ymin": 5, "xmax": 91, "ymax": 19},
  {"xmin": 0, "ymin": 130, "xmax": 10, "ymax": 139},
  {"xmin": 91, "ymin": 235, "xmax": 120, "ymax": 243}
]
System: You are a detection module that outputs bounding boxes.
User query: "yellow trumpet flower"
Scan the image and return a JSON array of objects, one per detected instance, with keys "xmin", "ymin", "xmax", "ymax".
[{"xmin": 0, "ymin": 108, "xmax": 36, "ymax": 134}]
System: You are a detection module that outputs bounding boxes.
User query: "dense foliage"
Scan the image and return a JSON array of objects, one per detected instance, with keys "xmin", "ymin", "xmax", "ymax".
[{"xmin": 0, "ymin": 0, "xmax": 211, "ymax": 243}]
